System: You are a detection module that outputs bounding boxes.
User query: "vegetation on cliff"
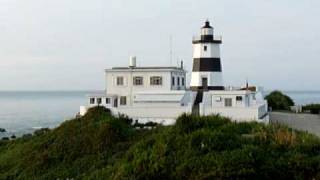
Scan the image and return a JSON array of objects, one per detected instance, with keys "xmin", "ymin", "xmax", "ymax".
[
  {"xmin": 265, "ymin": 90, "xmax": 295, "ymax": 111},
  {"xmin": 0, "ymin": 106, "xmax": 319, "ymax": 179},
  {"xmin": 303, "ymin": 104, "xmax": 320, "ymax": 114}
]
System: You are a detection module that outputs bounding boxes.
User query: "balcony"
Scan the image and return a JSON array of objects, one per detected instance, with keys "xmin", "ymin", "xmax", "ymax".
[{"xmin": 192, "ymin": 35, "xmax": 222, "ymax": 44}]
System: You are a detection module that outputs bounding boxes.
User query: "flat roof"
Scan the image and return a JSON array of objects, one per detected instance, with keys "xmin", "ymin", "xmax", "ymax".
[{"xmin": 106, "ymin": 66, "xmax": 185, "ymax": 72}]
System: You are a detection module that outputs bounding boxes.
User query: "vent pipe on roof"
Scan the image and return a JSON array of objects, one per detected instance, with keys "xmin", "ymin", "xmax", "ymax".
[{"xmin": 129, "ymin": 56, "xmax": 136, "ymax": 68}]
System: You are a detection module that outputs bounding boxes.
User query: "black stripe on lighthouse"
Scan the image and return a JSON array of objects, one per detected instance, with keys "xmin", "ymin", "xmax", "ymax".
[{"xmin": 192, "ymin": 58, "xmax": 222, "ymax": 72}]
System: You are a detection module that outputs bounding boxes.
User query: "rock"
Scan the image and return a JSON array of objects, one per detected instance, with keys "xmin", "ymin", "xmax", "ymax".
[{"xmin": 0, "ymin": 128, "xmax": 6, "ymax": 133}]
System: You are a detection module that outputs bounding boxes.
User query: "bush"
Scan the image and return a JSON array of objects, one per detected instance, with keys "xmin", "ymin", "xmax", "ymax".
[
  {"xmin": 1, "ymin": 137, "xmax": 9, "ymax": 141},
  {"xmin": 133, "ymin": 121, "xmax": 159, "ymax": 129},
  {"xmin": 303, "ymin": 104, "xmax": 320, "ymax": 114},
  {"xmin": 175, "ymin": 113, "xmax": 230, "ymax": 134},
  {"xmin": 34, "ymin": 128, "xmax": 50, "ymax": 136},
  {"xmin": 1, "ymin": 107, "xmax": 320, "ymax": 179},
  {"xmin": 265, "ymin": 91, "xmax": 294, "ymax": 111}
]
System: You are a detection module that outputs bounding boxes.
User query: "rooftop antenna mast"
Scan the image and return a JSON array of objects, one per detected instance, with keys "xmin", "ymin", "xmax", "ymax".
[
  {"xmin": 246, "ymin": 77, "xmax": 249, "ymax": 90},
  {"xmin": 170, "ymin": 35, "xmax": 173, "ymax": 66}
]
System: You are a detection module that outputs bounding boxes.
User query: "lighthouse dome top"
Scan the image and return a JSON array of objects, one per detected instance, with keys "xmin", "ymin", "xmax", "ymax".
[
  {"xmin": 200, "ymin": 20, "xmax": 214, "ymax": 37},
  {"xmin": 202, "ymin": 20, "xmax": 213, "ymax": 29}
]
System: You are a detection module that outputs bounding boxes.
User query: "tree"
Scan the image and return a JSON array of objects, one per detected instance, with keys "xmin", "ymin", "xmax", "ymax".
[{"xmin": 265, "ymin": 91, "xmax": 294, "ymax": 111}]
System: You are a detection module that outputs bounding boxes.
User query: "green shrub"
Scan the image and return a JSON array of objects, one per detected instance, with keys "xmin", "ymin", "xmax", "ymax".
[
  {"xmin": 265, "ymin": 90, "xmax": 294, "ymax": 110},
  {"xmin": 175, "ymin": 113, "xmax": 230, "ymax": 133},
  {"xmin": 303, "ymin": 104, "xmax": 320, "ymax": 114},
  {"xmin": 0, "ymin": 107, "xmax": 320, "ymax": 179},
  {"xmin": 34, "ymin": 128, "xmax": 50, "ymax": 136}
]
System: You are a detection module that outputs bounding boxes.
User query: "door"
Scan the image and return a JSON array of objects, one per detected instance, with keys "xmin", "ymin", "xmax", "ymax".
[
  {"xmin": 114, "ymin": 98, "xmax": 118, "ymax": 107},
  {"xmin": 202, "ymin": 77, "xmax": 208, "ymax": 90}
]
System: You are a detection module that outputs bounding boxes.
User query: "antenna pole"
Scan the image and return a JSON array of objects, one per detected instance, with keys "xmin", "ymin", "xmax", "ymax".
[
  {"xmin": 170, "ymin": 35, "xmax": 173, "ymax": 66},
  {"xmin": 246, "ymin": 77, "xmax": 249, "ymax": 90}
]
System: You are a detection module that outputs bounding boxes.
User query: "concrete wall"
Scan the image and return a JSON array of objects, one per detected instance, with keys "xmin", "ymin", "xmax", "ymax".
[
  {"xmin": 81, "ymin": 91, "xmax": 194, "ymax": 125},
  {"xmin": 105, "ymin": 70, "xmax": 186, "ymax": 106},
  {"xmin": 111, "ymin": 106, "xmax": 191, "ymax": 119},
  {"xmin": 80, "ymin": 105, "xmax": 192, "ymax": 125},
  {"xmin": 200, "ymin": 90, "xmax": 269, "ymax": 123},
  {"xmin": 193, "ymin": 43, "xmax": 220, "ymax": 58},
  {"xmin": 190, "ymin": 72, "xmax": 223, "ymax": 87},
  {"xmin": 200, "ymin": 105, "xmax": 259, "ymax": 122},
  {"xmin": 111, "ymin": 106, "xmax": 192, "ymax": 125}
]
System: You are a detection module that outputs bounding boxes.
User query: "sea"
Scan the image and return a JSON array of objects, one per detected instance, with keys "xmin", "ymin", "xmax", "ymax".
[{"xmin": 0, "ymin": 90, "xmax": 320, "ymax": 138}]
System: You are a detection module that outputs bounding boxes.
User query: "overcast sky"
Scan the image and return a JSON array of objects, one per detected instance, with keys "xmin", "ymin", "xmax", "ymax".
[{"xmin": 0, "ymin": 0, "xmax": 319, "ymax": 91}]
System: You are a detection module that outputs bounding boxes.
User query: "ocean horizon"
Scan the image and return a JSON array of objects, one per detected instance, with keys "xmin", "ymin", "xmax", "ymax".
[{"xmin": 0, "ymin": 90, "xmax": 320, "ymax": 138}]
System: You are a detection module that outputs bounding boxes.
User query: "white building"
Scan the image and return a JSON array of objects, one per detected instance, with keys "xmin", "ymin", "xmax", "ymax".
[{"xmin": 80, "ymin": 21, "xmax": 269, "ymax": 124}]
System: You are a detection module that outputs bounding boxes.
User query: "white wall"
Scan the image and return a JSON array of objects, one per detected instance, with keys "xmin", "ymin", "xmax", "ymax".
[
  {"xmin": 190, "ymin": 72, "xmax": 223, "ymax": 87},
  {"xmin": 193, "ymin": 43, "xmax": 220, "ymax": 58},
  {"xmin": 201, "ymin": 105, "xmax": 259, "ymax": 122},
  {"xmin": 111, "ymin": 106, "xmax": 192, "ymax": 125},
  {"xmin": 107, "ymin": 70, "xmax": 185, "ymax": 93},
  {"xmin": 200, "ymin": 90, "xmax": 269, "ymax": 123},
  {"xmin": 106, "ymin": 71, "xmax": 168, "ymax": 106}
]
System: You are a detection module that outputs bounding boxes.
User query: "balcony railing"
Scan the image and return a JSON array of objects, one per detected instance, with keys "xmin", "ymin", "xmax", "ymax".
[{"xmin": 192, "ymin": 35, "xmax": 222, "ymax": 42}]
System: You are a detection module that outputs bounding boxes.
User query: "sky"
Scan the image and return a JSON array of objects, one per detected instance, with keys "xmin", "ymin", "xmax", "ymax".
[{"xmin": 0, "ymin": 0, "xmax": 319, "ymax": 91}]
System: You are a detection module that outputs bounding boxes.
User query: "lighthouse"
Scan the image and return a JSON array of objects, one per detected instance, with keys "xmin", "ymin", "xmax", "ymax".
[{"xmin": 190, "ymin": 21, "xmax": 224, "ymax": 91}]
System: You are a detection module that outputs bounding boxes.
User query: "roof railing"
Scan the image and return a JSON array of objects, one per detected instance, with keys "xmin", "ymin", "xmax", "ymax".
[{"xmin": 192, "ymin": 35, "xmax": 222, "ymax": 41}]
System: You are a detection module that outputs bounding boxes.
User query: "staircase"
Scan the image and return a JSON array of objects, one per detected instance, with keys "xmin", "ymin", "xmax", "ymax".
[{"xmin": 192, "ymin": 91, "xmax": 203, "ymax": 116}]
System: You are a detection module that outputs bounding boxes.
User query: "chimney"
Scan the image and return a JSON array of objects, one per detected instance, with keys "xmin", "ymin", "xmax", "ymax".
[
  {"xmin": 129, "ymin": 56, "xmax": 136, "ymax": 68},
  {"xmin": 180, "ymin": 60, "xmax": 184, "ymax": 69}
]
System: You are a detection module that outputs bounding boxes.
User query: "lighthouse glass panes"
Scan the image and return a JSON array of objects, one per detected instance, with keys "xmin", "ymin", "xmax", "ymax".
[
  {"xmin": 133, "ymin": 76, "xmax": 143, "ymax": 85},
  {"xmin": 150, "ymin": 76, "xmax": 162, "ymax": 85}
]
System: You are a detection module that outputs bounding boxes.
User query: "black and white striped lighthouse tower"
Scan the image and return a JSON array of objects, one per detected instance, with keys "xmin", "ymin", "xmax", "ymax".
[{"xmin": 190, "ymin": 21, "xmax": 224, "ymax": 91}]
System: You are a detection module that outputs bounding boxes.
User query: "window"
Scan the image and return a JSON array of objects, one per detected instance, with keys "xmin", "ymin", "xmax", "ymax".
[
  {"xmin": 120, "ymin": 96, "xmax": 127, "ymax": 105},
  {"xmin": 236, "ymin": 96, "xmax": 243, "ymax": 101},
  {"xmin": 215, "ymin": 96, "xmax": 222, "ymax": 102},
  {"xmin": 133, "ymin": 76, "xmax": 143, "ymax": 85},
  {"xmin": 182, "ymin": 77, "xmax": 185, "ymax": 86},
  {"xmin": 116, "ymin": 77, "xmax": 124, "ymax": 86},
  {"xmin": 177, "ymin": 77, "xmax": 180, "ymax": 86},
  {"xmin": 90, "ymin": 98, "xmax": 95, "ymax": 104},
  {"xmin": 106, "ymin": 98, "xmax": 110, "ymax": 104},
  {"xmin": 225, "ymin": 98, "xmax": 232, "ymax": 107},
  {"xmin": 97, "ymin": 98, "xmax": 102, "ymax": 104},
  {"xmin": 204, "ymin": 45, "xmax": 207, "ymax": 51},
  {"xmin": 150, "ymin": 76, "xmax": 162, "ymax": 85},
  {"xmin": 172, "ymin": 77, "xmax": 175, "ymax": 86}
]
